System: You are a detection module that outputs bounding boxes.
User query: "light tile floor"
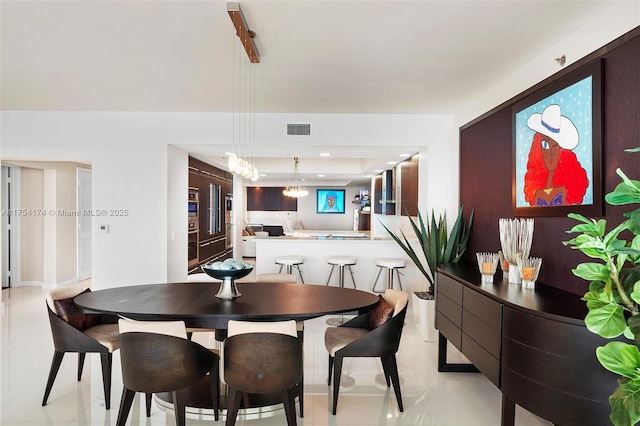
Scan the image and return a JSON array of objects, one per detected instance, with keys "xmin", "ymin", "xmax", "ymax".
[{"xmin": 1, "ymin": 286, "xmax": 552, "ymax": 425}]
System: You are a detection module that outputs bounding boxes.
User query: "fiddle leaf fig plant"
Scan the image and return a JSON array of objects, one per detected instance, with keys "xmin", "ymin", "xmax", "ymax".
[
  {"xmin": 381, "ymin": 206, "xmax": 473, "ymax": 298},
  {"xmin": 564, "ymin": 147, "xmax": 640, "ymax": 426}
]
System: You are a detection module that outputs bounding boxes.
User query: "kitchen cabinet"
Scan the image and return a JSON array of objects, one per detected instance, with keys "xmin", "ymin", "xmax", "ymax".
[
  {"xmin": 373, "ymin": 169, "xmax": 395, "ymax": 215},
  {"xmin": 188, "ymin": 157, "xmax": 233, "ymax": 273},
  {"xmin": 246, "ymin": 187, "xmax": 298, "ymax": 211},
  {"xmin": 373, "ymin": 154, "xmax": 418, "ymax": 216},
  {"xmin": 396, "ymin": 154, "xmax": 418, "ymax": 216},
  {"xmin": 352, "ymin": 188, "xmax": 371, "ymax": 231}
]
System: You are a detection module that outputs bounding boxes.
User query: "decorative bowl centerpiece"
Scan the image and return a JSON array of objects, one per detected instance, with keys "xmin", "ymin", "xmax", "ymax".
[{"xmin": 201, "ymin": 259, "xmax": 254, "ymax": 300}]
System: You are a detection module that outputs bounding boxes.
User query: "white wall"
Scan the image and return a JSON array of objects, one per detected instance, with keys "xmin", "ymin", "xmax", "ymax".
[{"xmin": 166, "ymin": 145, "xmax": 188, "ymax": 282}]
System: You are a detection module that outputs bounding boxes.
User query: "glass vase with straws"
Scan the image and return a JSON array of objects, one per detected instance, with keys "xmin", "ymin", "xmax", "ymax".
[{"xmin": 499, "ymin": 218, "xmax": 534, "ymax": 285}]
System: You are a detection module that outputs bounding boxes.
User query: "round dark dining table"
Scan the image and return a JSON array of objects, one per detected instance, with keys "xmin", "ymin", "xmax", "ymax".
[
  {"xmin": 74, "ymin": 281, "xmax": 380, "ymax": 413},
  {"xmin": 74, "ymin": 281, "xmax": 380, "ymax": 328}
]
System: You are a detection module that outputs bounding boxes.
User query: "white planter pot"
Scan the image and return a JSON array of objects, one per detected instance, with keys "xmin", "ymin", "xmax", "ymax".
[{"xmin": 412, "ymin": 292, "xmax": 437, "ymax": 342}]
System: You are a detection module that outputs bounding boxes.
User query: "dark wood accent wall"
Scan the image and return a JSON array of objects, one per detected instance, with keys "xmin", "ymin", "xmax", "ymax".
[
  {"xmin": 459, "ymin": 27, "xmax": 640, "ymax": 295},
  {"xmin": 246, "ymin": 187, "xmax": 298, "ymax": 211}
]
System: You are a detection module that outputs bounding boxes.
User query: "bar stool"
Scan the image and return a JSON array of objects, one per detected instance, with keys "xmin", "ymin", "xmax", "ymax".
[
  {"xmin": 275, "ymin": 255, "xmax": 305, "ymax": 284},
  {"xmin": 371, "ymin": 258, "xmax": 406, "ymax": 293},
  {"xmin": 325, "ymin": 256, "xmax": 357, "ymax": 326},
  {"xmin": 325, "ymin": 256, "xmax": 357, "ymax": 289}
]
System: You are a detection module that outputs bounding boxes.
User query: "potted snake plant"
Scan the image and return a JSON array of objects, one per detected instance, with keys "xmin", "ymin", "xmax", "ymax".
[
  {"xmin": 381, "ymin": 207, "xmax": 473, "ymax": 341},
  {"xmin": 564, "ymin": 147, "xmax": 640, "ymax": 426}
]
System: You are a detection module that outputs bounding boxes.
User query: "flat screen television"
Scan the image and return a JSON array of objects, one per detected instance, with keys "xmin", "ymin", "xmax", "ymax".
[{"xmin": 316, "ymin": 189, "xmax": 346, "ymax": 214}]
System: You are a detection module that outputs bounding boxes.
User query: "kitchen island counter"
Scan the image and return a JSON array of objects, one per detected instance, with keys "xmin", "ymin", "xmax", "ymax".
[{"xmin": 255, "ymin": 233, "xmax": 426, "ymax": 293}]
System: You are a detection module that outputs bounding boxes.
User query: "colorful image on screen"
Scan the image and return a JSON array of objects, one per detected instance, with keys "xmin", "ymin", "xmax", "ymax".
[{"xmin": 316, "ymin": 189, "xmax": 345, "ymax": 214}]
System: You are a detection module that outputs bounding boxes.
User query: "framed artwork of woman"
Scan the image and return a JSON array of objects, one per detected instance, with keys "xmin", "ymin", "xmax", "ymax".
[{"xmin": 512, "ymin": 59, "xmax": 602, "ymax": 217}]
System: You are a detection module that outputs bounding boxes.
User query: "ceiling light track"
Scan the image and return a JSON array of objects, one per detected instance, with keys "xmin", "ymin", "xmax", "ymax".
[{"xmin": 228, "ymin": 2, "xmax": 260, "ymax": 63}]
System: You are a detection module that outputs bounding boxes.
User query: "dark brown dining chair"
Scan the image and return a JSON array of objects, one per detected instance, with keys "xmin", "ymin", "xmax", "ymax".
[
  {"xmin": 238, "ymin": 273, "xmax": 305, "ymax": 415},
  {"xmin": 116, "ymin": 319, "xmax": 220, "ymax": 426},
  {"xmin": 224, "ymin": 320, "xmax": 303, "ymax": 426},
  {"xmin": 42, "ymin": 284, "xmax": 120, "ymax": 409},
  {"xmin": 324, "ymin": 289, "xmax": 408, "ymax": 415}
]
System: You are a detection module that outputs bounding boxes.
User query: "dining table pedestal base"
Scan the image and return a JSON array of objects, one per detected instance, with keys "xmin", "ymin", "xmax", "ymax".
[{"xmin": 155, "ymin": 376, "xmax": 302, "ymax": 413}]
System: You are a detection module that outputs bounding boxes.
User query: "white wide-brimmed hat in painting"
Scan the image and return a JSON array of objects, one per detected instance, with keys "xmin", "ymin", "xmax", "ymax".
[{"xmin": 527, "ymin": 104, "xmax": 579, "ymax": 150}]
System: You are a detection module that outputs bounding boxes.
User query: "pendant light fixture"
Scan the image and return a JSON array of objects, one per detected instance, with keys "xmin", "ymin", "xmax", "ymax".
[
  {"xmin": 283, "ymin": 157, "xmax": 309, "ymax": 198},
  {"xmin": 226, "ymin": 2, "xmax": 259, "ymax": 181}
]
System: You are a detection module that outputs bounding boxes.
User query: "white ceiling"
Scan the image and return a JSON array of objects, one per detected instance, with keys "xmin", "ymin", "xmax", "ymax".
[{"xmin": 0, "ymin": 0, "xmax": 625, "ymax": 186}]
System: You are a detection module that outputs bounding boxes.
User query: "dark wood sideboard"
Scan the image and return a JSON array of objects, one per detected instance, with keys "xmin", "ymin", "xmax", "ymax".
[{"xmin": 436, "ymin": 263, "xmax": 618, "ymax": 426}]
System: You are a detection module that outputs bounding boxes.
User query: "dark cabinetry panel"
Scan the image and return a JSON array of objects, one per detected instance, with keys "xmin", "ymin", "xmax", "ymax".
[
  {"xmin": 435, "ymin": 274, "xmax": 463, "ymax": 350},
  {"xmin": 188, "ymin": 157, "xmax": 233, "ymax": 273},
  {"xmin": 247, "ymin": 187, "xmax": 298, "ymax": 211},
  {"xmin": 501, "ymin": 307, "xmax": 614, "ymax": 426},
  {"xmin": 198, "ymin": 236, "xmax": 227, "ymax": 263},
  {"xmin": 374, "ymin": 155, "xmax": 418, "ymax": 216},
  {"xmin": 373, "ymin": 174, "xmax": 383, "ymax": 215},
  {"xmin": 436, "ymin": 273, "xmax": 501, "ymax": 387},
  {"xmin": 461, "ymin": 289, "xmax": 501, "ymax": 387},
  {"xmin": 374, "ymin": 170, "xmax": 395, "ymax": 215},
  {"xmin": 357, "ymin": 212, "xmax": 370, "ymax": 231},
  {"xmin": 397, "ymin": 154, "xmax": 418, "ymax": 216}
]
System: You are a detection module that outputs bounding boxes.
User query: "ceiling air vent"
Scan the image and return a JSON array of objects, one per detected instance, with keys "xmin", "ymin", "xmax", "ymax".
[{"xmin": 287, "ymin": 123, "xmax": 311, "ymax": 136}]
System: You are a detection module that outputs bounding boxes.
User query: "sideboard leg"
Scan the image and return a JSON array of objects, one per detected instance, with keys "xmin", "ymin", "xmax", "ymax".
[
  {"xmin": 501, "ymin": 394, "xmax": 515, "ymax": 426},
  {"xmin": 437, "ymin": 332, "xmax": 447, "ymax": 371},
  {"xmin": 437, "ymin": 332, "xmax": 479, "ymax": 373}
]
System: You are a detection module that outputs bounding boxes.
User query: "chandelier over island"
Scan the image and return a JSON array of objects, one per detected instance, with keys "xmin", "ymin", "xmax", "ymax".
[{"xmin": 283, "ymin": 157, "xmax": 308, "ymax": 198}]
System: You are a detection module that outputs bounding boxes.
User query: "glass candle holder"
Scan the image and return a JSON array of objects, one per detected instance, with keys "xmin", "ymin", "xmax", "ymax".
[
  {"xmin": 476, "ymin": 252, "xmax": 499, "ymax": 283},
  {"xmin": 519, "ymin": 257, "xmax": 542, "ymax": 289},
  {"xmin": 498, "ymin": 251, "xmax": 510, "ymax": 281}
]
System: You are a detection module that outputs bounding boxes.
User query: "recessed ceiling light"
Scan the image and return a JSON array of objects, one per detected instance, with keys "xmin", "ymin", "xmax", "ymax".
[
  {"xmin": 374, "ymin": 169, "xmax": 383, "ymax": 173},
  {"xmin": 317, "ymin": 174, "xmax": 325, "ymax": 177},
  {"xmin": 399, "ymin": 153, "xmax": 410, "ymax": 157},
  {"xmin": 387, "ymin": 161, "xmax": 396, "ymax": 165},
  {"xmin": 319, "ymin": 152, "xmax": 330, "ymax": 157}
]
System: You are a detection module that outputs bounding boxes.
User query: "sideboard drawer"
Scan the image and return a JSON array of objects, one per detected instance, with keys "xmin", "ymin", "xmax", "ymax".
[
  {"xmin": 462, "ymin": 332, "xmax": 500, "ymax": 387},
  {"xmin": 438, "ymin": 275, "xmax": 463, "ymax": 304},
  {"xmin": 438, "ymin": 293, "xmax": 462, "ymax": 327},
  {"xmin": 463, "ymin": 287, "xmax": 501, "ymax": 329},
  {"xmin": 436, "ymin": 311, "xmax": 462, "ymax": 351},
  {"xmin": 463, "ymin": 309, "xmax": 501, "ymax": 358},
  {"xmin": 501, "ymin": 306, "xmax": 615, "ymax": 424}
]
